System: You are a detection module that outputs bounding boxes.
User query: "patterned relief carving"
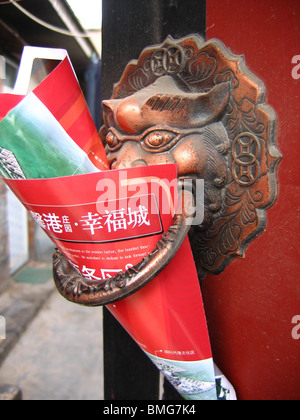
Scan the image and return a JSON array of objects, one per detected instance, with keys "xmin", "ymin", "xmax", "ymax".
[{"xmin": 109, "ymin": 35, "xmax": 281, "ymax": 276}]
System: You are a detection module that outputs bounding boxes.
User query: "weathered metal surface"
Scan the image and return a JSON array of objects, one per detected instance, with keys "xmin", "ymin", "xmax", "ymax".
[{"xmin": 53, "ymin": 35, "xmax": 281, "ymax": 306}]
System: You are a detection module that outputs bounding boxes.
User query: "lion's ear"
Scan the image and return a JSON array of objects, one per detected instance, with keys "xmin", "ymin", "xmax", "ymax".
[
  {"xmin": 141, "ymin": 79, "xmax": 231, "ymax": 128},
  {"xmin": 102, "ymin": 100, "xmax": 119, "ymax": 127},
  {"xmin": 192, "ymin": 82, "xmax": 231, "ymax": 127},
  {"xmin": 102, "ymin": 100, "xmax": 115, "ymax": 119}
]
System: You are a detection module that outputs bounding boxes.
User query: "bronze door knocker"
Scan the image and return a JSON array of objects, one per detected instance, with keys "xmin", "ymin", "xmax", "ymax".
[{"xmin": 53, "ymin": 34, "xmax": 281, "ymax": 306}]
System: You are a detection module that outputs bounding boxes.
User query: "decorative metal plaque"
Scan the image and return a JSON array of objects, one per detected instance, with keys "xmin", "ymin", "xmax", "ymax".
[
  {"xmin": 53, "ymin": 34, "xmax": 282, "ymax": 306},
  {"xmin": 104, "ymin": 34, "xmax": 282, "ymax": 276}
]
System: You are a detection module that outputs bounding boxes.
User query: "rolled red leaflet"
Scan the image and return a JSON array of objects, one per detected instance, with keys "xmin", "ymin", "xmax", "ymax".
[
  {"xmin": 0, "ymin": 48, "xmax": 235, "ymax": 400},
  {"xmin": 0, "ymin": 52, "xmax": 108, "ymax": 172},
  {"xmin": 4, "ymin": 165, "xmax": 178, "ymax": 283},
  {"xmin": 108, "ymin": 237, "xmax": 219, "ymax": 400},
  {"xmin": 5, "ymin": 165, "xmax": 225, "ymax": 400}
]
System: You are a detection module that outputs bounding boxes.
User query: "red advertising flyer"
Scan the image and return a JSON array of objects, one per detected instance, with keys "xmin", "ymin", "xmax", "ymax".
[
  {"xmin": 5, "ymin": 164, "xmax": 221, "ymax": 400},
  {"xmin": 0, "ymin": 48, "xmax": 108, "ymax": 172},
  {"xmin": 5, "ymin": 165, "xmax": 178, "ymax": 284},
  {"xmin": 0, "ymin": 47, "xmax": 236, "ymax": 400},
  {"xmin": 108, "ymin": 237, "xmax": 218, "ymax": 400}
]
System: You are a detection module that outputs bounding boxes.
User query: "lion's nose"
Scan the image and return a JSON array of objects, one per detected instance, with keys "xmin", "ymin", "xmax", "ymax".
[
  {"xmin": 110, "ymin": 158, "xmax": 148, "ymax": 170},
  {"xmin": 108, "ymin": 141, "xmax": 150, "ymax": 170},
  {"xmin": 131, "ymin": 159, "xmax": 148, "ymax": 167}
]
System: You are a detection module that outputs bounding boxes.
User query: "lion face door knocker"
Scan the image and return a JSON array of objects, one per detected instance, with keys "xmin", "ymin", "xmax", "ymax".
[{"xmin": 53, "ymin": 35, "xmax": 281, "ymax": 306}]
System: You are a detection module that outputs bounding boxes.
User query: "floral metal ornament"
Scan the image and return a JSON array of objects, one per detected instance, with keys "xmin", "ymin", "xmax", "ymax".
[
  {"xmin": 103, "ymin": 34, "xmax": 282, "ymax": 276},
  {"xmin": 53, "ymin": 34, "xmax": 281, "ymax": 306}
]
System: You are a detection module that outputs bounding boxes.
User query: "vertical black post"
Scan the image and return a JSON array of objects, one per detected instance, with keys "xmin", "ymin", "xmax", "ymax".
[{"xmin": 102, "ymin": 0, "xmax": 206, "ymax": 401}]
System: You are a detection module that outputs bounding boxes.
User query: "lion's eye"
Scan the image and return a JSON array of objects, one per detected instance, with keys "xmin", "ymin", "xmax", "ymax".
[
  {"xmin": 143, "ymin": 131, "xmax": 177, "ymax": 150},
  {"xmin": 106, "ymin": 132, "xmax": 119, "ymax": 149}
]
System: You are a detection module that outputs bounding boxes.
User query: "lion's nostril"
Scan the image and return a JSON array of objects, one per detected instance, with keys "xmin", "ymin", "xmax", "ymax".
[
  {"xmin": 110, "ymin": 159, "xmax": 117, "ymax": 169},
  {"xmin": 109, "ymin": 159, "xmax": 148, "ymax": 170},
  {"xmin": 131, "ymin": 160, "xmax": 148, "ymax": 167}
]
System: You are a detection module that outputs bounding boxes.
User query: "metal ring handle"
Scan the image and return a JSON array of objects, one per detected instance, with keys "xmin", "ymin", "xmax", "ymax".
[{"xmin": 53, "ymin": 187, "xmax": 194, "ymax": 306}]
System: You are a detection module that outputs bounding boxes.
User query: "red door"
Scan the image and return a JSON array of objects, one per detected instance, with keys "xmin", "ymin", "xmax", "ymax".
[{"xmin": 202, "ymin": 0, "xmax": 300, "ymax": 400}]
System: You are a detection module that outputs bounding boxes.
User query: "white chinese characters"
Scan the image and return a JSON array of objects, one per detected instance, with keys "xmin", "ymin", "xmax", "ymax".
[
  {"xmin": 103, "ymin": 206, "xmax": 150, "ymax": 234},
  {"xmin": 80, "ymin": 212, "xmax": 103, "ymax": 235},
  {"xmin": 30, "ymin": 211, "xmax": 73, "ymax": 233},
  {"xmin": 30, "ymin": 205, "xmax": 150, "ymax": 236}
]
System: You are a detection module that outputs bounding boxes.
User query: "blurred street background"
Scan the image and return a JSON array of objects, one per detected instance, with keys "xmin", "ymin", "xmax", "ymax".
[
  {"xmin": 0, "ymin": 247, "xmax": 104, "ymax": 401},
  {"xmin": 0, "ymin": 0, "xmax": 104, "ymax": 400}
]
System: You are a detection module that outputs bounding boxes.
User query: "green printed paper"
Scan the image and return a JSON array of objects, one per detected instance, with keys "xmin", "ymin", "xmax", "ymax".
[{"xmin": 0, "ymin": 93, "xmax": 99, "ymax": 180}]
